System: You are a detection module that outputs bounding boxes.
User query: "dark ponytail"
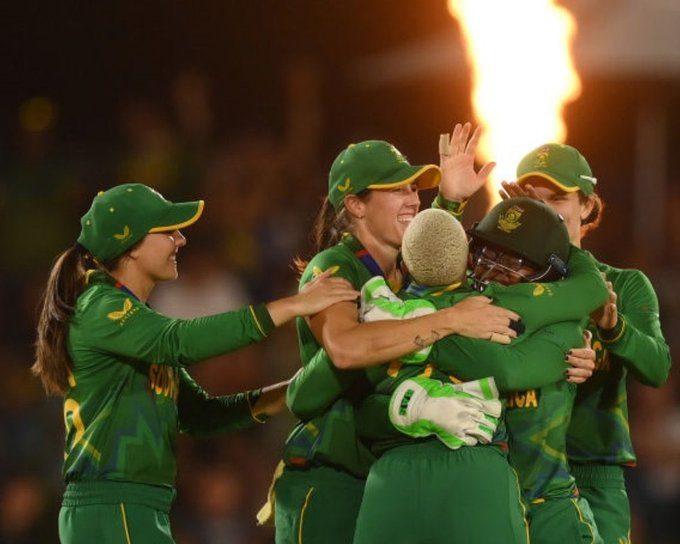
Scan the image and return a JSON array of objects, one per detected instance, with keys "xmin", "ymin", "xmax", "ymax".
[
  {"xmin": 293, "ymin": 193, "xmax": 368, "ymax": 275},
  {"xmin": 32, "ymin": 244, "xmax": 96, "ymax": 395}
]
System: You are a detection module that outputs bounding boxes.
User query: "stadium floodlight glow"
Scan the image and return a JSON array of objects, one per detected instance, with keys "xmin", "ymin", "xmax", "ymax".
[{"xmin": 447, "ymin": 0, "xmax": 582, "ymax": 206}]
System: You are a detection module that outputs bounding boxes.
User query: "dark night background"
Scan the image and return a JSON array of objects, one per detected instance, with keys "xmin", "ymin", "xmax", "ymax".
[{"xmin": 0, "ymin": 1, "xmax": 677, "ymax": 542}]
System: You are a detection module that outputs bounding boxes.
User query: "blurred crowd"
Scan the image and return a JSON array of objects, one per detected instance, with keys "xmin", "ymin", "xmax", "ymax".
[{"xmin": 0, "ymin": 66, "xmax": 677, "ymax": 543}]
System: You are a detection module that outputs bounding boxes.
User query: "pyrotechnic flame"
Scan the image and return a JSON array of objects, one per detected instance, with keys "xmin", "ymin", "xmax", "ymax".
[{"xmin": 448, "ymin": 0, "xmax": 581, "ymax": 204}]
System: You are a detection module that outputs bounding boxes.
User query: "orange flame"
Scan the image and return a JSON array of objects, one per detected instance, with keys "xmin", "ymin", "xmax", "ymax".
[{"xmin": 448, "ymin": 0, "xmax": 581, "ymax": 205}]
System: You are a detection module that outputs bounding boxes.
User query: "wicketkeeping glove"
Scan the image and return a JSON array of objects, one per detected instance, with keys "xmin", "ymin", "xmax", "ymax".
[
  {"xmin": 389, "ymin": 376, "xmax": 502, "ymax": 449},
  {"xmin": 359, "ymin": 276, "xmax": 436, "ymax": 364}
]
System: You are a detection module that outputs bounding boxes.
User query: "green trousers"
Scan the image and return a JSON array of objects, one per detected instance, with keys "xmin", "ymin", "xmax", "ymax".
[
  {"xmin": 353, "ymin": 441, "xmax": 529, "ymax": 544},
  {"xmin": 572, "ymin": 465, "xmax": 631, "ymax": 544},
  {"xmin": 274, "ymin": 465, "xmax": 365, "ymax": 544},
  {"xmin": 59, "ymin": 480, "xmax": 175, "ymax": 544},
  {"xmin": 528, "ymin": 496, "xmax": 602, "ymax": 543}
]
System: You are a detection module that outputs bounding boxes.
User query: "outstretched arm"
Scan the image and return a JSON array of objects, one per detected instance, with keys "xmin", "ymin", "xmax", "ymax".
[{"xmin": 178, "ymin": 369, "xmax": 288, "ymax": 437}]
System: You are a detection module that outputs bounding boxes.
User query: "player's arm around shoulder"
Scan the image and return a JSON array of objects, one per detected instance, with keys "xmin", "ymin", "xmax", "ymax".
[
  {"xmin": 598, "ymin": 267, "xmax": 671, "ymax": 387},
  {"xmin": 79, "ymin": 281, "xmax": 279, "ymax": 367}
]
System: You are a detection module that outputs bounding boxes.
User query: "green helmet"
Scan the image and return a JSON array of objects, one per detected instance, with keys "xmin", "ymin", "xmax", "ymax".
[{"xmin": 469, "ymin": 197, "xmax": 570, "ymax": 279}]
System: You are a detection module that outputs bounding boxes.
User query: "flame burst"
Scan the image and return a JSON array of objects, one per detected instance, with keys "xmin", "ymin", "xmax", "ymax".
[{"xmin": 448, "ymin": 0, "xmax": 581, "ymax": 204}]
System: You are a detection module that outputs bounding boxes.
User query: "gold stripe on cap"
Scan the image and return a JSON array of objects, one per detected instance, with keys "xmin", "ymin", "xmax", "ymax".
[
  {"xmin": 149, "ymin": 200, "xmax": 205, "ymax": 233},
  {"xmin": 367, "ymin": 165, "xmax": 441, "ymax": 191},
  {"xmin": 516, "ymin": 172, "xmax": 581, "ymax": 193}
]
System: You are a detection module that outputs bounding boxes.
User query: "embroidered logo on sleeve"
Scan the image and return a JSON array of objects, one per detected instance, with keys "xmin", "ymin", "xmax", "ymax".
[
  {"xmin": 107, "ymin": 298, "xmax": 139, "ymax": 324},
  {"xmin": 312, "ymin": 265, "xmax": 340, "ymax": 278}
]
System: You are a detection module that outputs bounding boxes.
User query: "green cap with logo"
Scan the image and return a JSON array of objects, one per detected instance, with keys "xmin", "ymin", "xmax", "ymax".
[
  {"xmin": 77, "ymin": 183, "xmax": 204, "ymax": 261},
  {"xmin": 516, "ymin": 143, "xmax": 597, "ymax": 196},
  {"xmin": 469, "ymin": 197, "xmax": 570, "ymax": 275},
  {"xmin": 328, "ymin": 140, "xmax": 441, "ymax": 211}
]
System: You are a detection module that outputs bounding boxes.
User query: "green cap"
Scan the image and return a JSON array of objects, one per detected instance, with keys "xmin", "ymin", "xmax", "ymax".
[
  {"xmin": 469, "ymin": 197, "xmax": 569, "ymax": 275},
  {"xmin": 328, "ymin": 140, "xmax": 441, "ymax": 211},
  {"xmin": 77, "ymin": 183, "xmax": 204, "ymax": 261},
  {"xmin": 516, "ymin": 143, "xmax": 597, "ymax": 196}
]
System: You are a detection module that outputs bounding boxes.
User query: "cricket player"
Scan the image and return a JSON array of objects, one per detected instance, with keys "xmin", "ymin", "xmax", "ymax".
[
  {"xmin": 31, "ymin": 183, "xmax": 358, "ymax": 543},
  {"xmin": 290, "ymin": 200, "xmax": 608, "ymax": 543},
  {"xmin": 272, "ymin": 137, "xmax": 521, "ymax": 544},
  {"xmin": 503, "ymin": 143, "xmax": 672, "ymax": 544}
]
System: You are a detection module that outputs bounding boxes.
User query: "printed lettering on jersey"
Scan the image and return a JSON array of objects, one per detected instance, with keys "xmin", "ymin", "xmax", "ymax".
[
  {"xmin": 107, "ymin": 298, "xmax": 140, "ymax": 325},
  {"xmin": 148, "ymin": 364, "xmax": 179, "ymax": 401},
  {"xmin": 63, "ymin": 398, "xmax": 102, "ymax": 461},
  {"xmin": 506, "ymin": 389, "xmax": 540, "ymax": 409}
]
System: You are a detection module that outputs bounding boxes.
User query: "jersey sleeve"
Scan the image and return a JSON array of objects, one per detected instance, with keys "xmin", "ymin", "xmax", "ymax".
[
  {"xmin": 429, "ymin": 321, "xmax": 583, "ymax": 391},
  {"xmin": 177, "ymin": 368, "xmax": 262, "ymax": 436},
  {"xmin": 488, "ymin": 246, "xmax": 608, "ymax": 331},
  {"xmin": 287, "ymin": 348, "xmax": 363, "ymax": 421},
  {"xmin": 598, "ymin": 270, "xmax": 671, "ymax": 387},
  {"xmin": 75, "ymin": 287, "xmax": 275, "ymax": 367}
]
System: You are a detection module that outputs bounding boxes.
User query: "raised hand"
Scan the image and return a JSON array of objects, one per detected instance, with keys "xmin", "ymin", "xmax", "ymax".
[
  {"xmin": 439, "ymin": 122, "xmax": 496, "ymax": 202},
  {"xmin": 499, "ymin": 181, "xmax": 543, "ymax": 202}
]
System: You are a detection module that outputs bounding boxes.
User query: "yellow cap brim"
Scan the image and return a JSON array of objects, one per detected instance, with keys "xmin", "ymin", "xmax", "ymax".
[
  {"xmin": 149, "ymin": 200, "xmax": 205, "ymax": 233},
  {"xmin": 516, "ymin": 172, "xmax": 580, "ymax": 193},
  {"xmin": 367, "ymin": 164, "xmax": 441, "ymax": 191}
]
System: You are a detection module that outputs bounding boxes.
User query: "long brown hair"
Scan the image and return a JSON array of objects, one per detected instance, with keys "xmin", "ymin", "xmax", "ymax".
[
  {"xmin": 32, "ymin": 244, "xmax": 120, "ymax": 396},
  {"xmin": 293, "ymin": 192, "xmax": 369, "ymax": 274},
  {"xmin": 580, "ymin": 192, "xmax": 605, "ymax": 238}
]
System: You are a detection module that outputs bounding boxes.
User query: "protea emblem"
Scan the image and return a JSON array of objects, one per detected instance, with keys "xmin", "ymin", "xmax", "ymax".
[{"xmin": 497, "ymin": 206, "xmax": 524, "ymax": 233}]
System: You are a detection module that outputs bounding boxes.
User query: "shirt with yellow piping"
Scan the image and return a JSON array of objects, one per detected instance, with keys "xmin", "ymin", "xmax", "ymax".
[
  {"xmin": 567, "ymin": 257, "xmax": 671, "ymax": 466},
  {"xmin": 289, "ymin": 246, "xmax": 609, "ymax": 501},
  {"xmin": 63, "ymin": 271, "xmax": 273, "ymax": 490}
]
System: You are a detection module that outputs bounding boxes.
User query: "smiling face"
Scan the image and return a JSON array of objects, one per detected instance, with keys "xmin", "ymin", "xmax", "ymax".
[
  {"xmin": 361, "ymin": 184, "xmax": 421, "ymax": 249},
  {"xmin": 520, "ymin": 177, "xmax": 593, "ymax": 246},
  {"xmin": 130, "ymin": 230, "xmax": 186, "ymax": 283}
]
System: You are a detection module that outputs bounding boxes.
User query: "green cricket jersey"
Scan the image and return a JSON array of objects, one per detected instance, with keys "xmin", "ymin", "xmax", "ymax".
[
  {"xmin": 63, "ymin": 271, "xmax": 275, "ymax": 489},
  {"xmin": 283, "ymin": 234, "xmax": 377, "ymax": 478},
  {"xmin": 567, "ymin": 257, "xmax": 671, "ymax": 465},
  {"xmin": 288, "ymin": 246, "xmax": 606, "ymax": 414},
  {"xmin": 288, "ymin": 246, "xmax": 609, "ymax": 500},
  {"xmin": 361, "ymin": 286, "xmax": 590, "ymax": 502}
]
